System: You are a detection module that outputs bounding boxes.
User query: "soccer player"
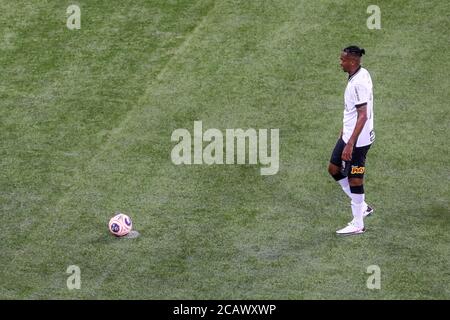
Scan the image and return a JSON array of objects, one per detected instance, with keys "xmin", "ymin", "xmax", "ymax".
[{"xmin": 328, "ymin": 46, "xmax": 375, "ymax": 235}]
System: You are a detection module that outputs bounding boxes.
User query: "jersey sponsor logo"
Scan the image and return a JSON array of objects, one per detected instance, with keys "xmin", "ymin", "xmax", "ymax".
[{"xmin": 351, "ymin": 166, "xmax": 365, "ymax": 174}]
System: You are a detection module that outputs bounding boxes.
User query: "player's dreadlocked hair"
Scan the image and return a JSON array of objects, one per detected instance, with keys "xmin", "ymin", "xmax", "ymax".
[{"xmin": 343, "ymin": 46, "xmax": 366, "ymax": 57}]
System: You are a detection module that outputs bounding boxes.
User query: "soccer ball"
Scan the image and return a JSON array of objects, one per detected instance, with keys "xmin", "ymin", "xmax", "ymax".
[{"xmin": 108, "ymin": 213, "xmax": 132, "ymax": 237}]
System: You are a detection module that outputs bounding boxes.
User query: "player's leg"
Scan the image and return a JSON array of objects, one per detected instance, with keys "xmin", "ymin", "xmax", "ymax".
[
  {"xmin": 347, "ymin": 176, "xmax": 365, "ymax": 230},
  {"xmin": 328, "ymin": 139, "xmax": 371, "ymax": 214},
  {"xmin": 349, "ymin": 177, "xmax": 372, "ymax": 217},
  {"xmin": 337, "ymin": 145, "xmax": 371, "ymax": 234},
  {"xmin": 328, "ymin": 138, "xmax": 352, "ymax": 198},
  {"xmin": 336, "ymin": 144, "xmax": 372, "ymax": 235}
]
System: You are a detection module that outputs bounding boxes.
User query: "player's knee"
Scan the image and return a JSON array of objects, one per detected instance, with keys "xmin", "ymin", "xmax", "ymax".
[
  {"xmin": 329, "ymin": 163, "xmax": 346, "ymax": 181},
  {"xmin": 328, "ymin": 163, "xmax": 339, "ymax": 176},
  {"xmin": 349, "ymin": 178, "xmax": 364, "ymax": 187}
]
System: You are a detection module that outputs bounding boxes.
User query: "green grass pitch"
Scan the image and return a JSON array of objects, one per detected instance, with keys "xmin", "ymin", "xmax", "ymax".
[{"xmin": 1, "ymin": 0, "xmax": 449, "ymax": 299}]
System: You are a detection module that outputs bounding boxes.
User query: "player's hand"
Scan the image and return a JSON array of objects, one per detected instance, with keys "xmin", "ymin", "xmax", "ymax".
[{"xmin": 342, "ymin": 143, "xmax": 353, "ymax": 161}]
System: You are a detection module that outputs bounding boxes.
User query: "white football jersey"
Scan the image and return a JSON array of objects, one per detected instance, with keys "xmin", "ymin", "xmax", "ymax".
[{"xmin": 343, "ymin": 67, "xmax": 375, "ymax": 147}]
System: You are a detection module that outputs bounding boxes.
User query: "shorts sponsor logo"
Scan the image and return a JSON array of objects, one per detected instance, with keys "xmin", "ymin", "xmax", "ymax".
[{"xmin": 351, "ymin": 166, "xmax": 365, "ymax": 174}]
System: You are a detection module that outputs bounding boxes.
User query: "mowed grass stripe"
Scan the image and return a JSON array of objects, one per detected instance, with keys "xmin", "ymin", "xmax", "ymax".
[{"xmin": 0, "ymin": 0, "xmax": 216, "ymax": 299}]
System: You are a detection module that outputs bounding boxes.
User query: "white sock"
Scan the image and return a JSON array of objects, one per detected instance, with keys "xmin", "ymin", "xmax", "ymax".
[
  {"xmin": 350, "ymin": 193, "xmax": 365, "ymax": 228},
  {"xmin": 338, "ymin": 178, "xmax": 352, "ymax": 198},
  {"xmin": 338, "ymin": 178, "xmax": 368, "ymax": 211}
]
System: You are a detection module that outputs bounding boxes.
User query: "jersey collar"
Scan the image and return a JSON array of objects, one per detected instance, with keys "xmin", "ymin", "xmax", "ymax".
[{"xmin": 348, "ymin": 66, "xmax": 362, "ymax": 81}]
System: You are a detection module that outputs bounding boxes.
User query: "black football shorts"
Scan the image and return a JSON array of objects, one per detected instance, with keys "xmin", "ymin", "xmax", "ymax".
[{"xmin": 330, "ymin": 138, "xmax": 371, "ymax": 178}]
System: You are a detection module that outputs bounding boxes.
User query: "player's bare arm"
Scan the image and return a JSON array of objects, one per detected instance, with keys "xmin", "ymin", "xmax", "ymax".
[{"xmin": 341, "ymin": 104, "xmax": 368, "ymax": 161}]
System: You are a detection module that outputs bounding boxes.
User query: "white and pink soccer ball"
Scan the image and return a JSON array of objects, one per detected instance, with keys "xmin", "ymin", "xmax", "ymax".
[{"xmin": 108, "ymin": 213, "xmax": 133, "ymax": 237}]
